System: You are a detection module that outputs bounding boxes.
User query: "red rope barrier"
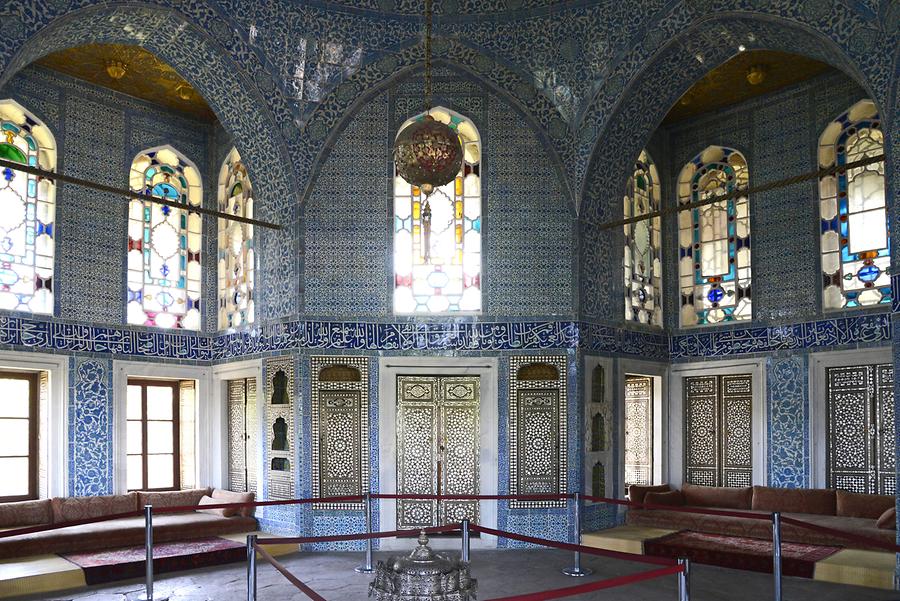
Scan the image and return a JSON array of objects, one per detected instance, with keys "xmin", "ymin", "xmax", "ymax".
[
  {"xmin": 470, "ymin": 524, "xmax": 677, "ymax": 567},
  {"xmin": 483, "ymin": 564, "xmax": 683, "ymax": 601},
  {"xmin": 372, "ymin": 493, "xmax": 571, "ymax": 501},
  {"xmin": 256, "ymin": 523, "xmax": 460, "ymax": 546},
  {"xmin": 253, "ymin": 543, "xmax": 327, "ymax": 601},
  {"xmin": 780, "ymin": 515, "xmax": 900, "ymax": 553}
]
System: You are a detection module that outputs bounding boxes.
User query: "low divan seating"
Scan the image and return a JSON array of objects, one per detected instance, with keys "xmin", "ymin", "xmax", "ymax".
[
  {"xmin": 625, "ymin": 484, "xmax": 896, "ymax": 551},
  {"xmin": 0, "ymin": 488, "xmax": 256, "ymax": 560}
]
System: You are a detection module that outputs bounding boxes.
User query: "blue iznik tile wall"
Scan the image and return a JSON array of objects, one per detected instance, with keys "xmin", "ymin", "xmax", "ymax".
[{"xmin": 69, "ymin": 357, "xmax": 114, "ymax": 496}]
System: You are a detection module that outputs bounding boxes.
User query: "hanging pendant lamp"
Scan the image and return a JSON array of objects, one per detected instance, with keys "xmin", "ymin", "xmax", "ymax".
[{"xmin": 393, "ymin": 0, "xmax": 463, "ymax": 196}]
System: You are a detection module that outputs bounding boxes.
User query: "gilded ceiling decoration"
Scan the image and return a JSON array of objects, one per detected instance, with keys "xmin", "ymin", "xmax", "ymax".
[
  {"xmin": 663, "ymin": 50, "xmax": 832, "ymax": 125},
  {"xmin": 35, "ymin": 44, "xmax": 215, "ymax": 122}
]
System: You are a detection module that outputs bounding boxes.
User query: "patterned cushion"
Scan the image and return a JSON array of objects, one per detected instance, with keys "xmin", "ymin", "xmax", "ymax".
[
  {"xmin": 682, "ymin": 484, "xmax": 752, "ymax": 509},
  {"xmin": 51, "ymin": 493, "xmax": 139, "ymax": 523},
  {"xmin": 0, "ymin": 499, "xmax": 53, "ymax": 527},
  {"xmin": 752, "ymin": 486, "xmax": 836, "ymax": 516},
  {"xmin": 836, "ymin": 490, "xmax": 894, "ymax": 519},
  {"xmin": 876, "ymin": 507, "xmax": 895, "ymax": 530},
  {"xmin": 644, "ymin": 490, "xmax": 684, "ymax": 506},
  {"xmin": 137, "ymin": 488, "xmax": 211, "ymax": 511},
  {"xmin": 627, "ymin": 484, "xmax": 670, "ymax": 504},
  {"xmin": 211, "ymin": 489, "xmax": 255, "ymax": 518}
]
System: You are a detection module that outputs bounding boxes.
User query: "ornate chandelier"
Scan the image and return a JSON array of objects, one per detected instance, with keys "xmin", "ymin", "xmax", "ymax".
[{"xmin": 392, "ymin": 0, "xmax": 462, "ymax": 196}]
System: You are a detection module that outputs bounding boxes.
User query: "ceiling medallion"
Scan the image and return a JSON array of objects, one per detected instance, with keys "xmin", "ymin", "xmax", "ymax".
[
  {"xmin": 105, "ymin": 59, "xmax": 127, "ymax": 80},
  {"xmin": 175, "ymin": 83, "xmax": 193, "ymax": 101},
  {"xmin": 746, "ymin": 64, "xmax": 767, "ymax": 85},
  {"xmin": 392, "ymin": 0, "xmax": 462, "ymax": 196}
]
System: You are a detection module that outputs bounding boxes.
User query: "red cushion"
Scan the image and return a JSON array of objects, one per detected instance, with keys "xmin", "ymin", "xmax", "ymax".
[
  {"xmin": 682, "ymin": 484, "xmax": 752, "ymax": 509},
  {"xmin": 836, "ymin": 490, "xmax": 895, "ymax": 519},
  {"xmin": 644, "ymin": 490, "xmax": 684, "ymax": 506},
  {"xmin": 876, "ymin": 507, "xmax": 896, "ymax": 530},
  {"xmin": 752, "ymin": 486, "xmax": 836, "ymax": 516},
  {"xmin": 627, "ymin": 484, "xmax": 670, "ymax": 504}
]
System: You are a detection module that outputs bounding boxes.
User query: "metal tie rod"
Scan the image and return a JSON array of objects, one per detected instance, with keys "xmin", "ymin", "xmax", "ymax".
[
  {"xmin": 0, "ymin": 158, "xmax": 282, "ymax": 231},
  {"xmin": 590, "ymin": 153, "xmax": 885, "ymax": 232}
]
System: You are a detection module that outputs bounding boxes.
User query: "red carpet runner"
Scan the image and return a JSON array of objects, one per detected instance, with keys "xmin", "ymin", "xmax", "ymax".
[
  {"xmin": 643, "ymin": 530, "xmax": 839, "ymax": 578},
  {"xmin": 62, "ymin": 537, "xmax": 246, "ymax": 585}
]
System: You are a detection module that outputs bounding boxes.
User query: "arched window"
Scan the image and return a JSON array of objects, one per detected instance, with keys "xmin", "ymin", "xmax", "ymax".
[
  {"xmin": 127, "ymin": 146, "xmax": 202, "ymax": 330},
  {"xmin": 624, "ymin": 150, "xmax": 662, "ymax": 326},
  {"xmin": 678, "ymin": 146, "xmax": 751, "ymax": 326},
  {"xmin": 217, "ymin": 148, "xmax": 254, "ymax": 329},
  {"xmin": 0, "ymin": 100, "xmax": 56, "ymax": 314},
  {"xmin": 393, "ymin": 107, "xmax": 481, "ymax": 314},
  {"xmin": 819, "ymin": 100, "xmax": 888, "ymax": 310}
]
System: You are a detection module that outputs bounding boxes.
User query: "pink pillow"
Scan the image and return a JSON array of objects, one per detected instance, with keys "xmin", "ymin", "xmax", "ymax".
[
  {"xmin": 876, "ymin": 507, "xmax": 895, "ymax": 530},
  {"xmin": 197, "ymin": 495, "xmax": 235, "ymax": 517}
]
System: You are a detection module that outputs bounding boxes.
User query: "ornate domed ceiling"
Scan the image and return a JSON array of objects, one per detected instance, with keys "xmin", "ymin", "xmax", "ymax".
[{"xmin": 317, "ymin": 0, "xmax": 565, "ymax": 16}]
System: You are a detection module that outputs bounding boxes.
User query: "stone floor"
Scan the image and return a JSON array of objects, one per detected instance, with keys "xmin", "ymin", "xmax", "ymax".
[{"xmin": 19, "ymin": 549, "xmax": 900, "ymax": 601}]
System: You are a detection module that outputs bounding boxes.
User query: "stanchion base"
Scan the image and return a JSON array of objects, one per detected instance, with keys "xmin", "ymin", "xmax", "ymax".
[
  {"xmin": 561, "ymin": 567, "xmax": 594, "ymax": 577},
  {"xmin": 355, "ymin": 566, "xmax": 376, "ymax": 574},
  {"xmin": 137, "ymin": 596, "xmax": 169, "ymax": 601}
]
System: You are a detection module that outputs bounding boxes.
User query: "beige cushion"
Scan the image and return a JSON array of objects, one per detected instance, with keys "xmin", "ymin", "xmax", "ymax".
[
  {"xmin": 876, "ymin": 507, "xmax": 895, "ymax": 530},
  {"xmin": 51, "ymin": 493, "xmax": 138, "ymax": 523},
  {"xmin": 211, "ymin": 489, "xmax": 255, "ymax": 518},
  {"xmin": 197, "ymin": 495, "xmax": 235, "ymax": 518}
]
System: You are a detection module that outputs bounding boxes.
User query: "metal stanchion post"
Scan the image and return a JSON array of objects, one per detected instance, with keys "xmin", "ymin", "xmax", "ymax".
[
  {"xmin": 562, "ymin": 492, "xmax": 594, "ymax": 577},
  {"xmin": 355, "ymin": 492, "xmax": 375, "ymax": 573},
  {"xmin": 247, "ymin": 534, "xmax": 258, "ymax": 601},
  {"xmin": 461, "ymin": 519, "xmax": 471, "ymax": 563},
  {"xmin": 678, "ymin": 558, "xmax": 691, "ymax": 601},
  {"xmin": 138, "ymin": 504, "xmax": 168, "ymax": 601},
  {"xmin": 772, "ymin": 512, "xmax": 782, "ymax": 601}
]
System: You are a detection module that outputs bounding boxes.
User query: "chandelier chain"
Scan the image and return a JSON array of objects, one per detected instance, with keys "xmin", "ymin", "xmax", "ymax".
[{"xmin": 424, "ymin": 0, "xmax": 433, "ymax": 111}]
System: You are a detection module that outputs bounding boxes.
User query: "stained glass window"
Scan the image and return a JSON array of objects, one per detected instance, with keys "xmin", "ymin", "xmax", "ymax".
[
  {"xmin": 624, "ymin": 150, "xmax": 662, "ymax": 326},
  {"xmin": 819, "ymin": 100, "xmax": 889, "ymax": 310},
  {"xmin": 678, "ymin": 146, "xmax": 751, "ymax": 326},
  {"xmin": 0, "ymin": 100, "xmax": 56, "ymax": 314},
  {"xmin": 217, "ymin": 148, "xmax": 254, "ymax": 329},
  {"xmin": 393, "ymin": 107, "xmax": 481, "ymax": 314},
  {"xmin": 127, "ymin": 146, "xmax": 202, "ymax": 330}
]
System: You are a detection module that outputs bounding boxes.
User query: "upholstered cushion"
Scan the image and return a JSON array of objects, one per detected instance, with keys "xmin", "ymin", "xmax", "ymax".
[
  {"xmin": 644, "ymin": 490, "xmax": 684, "ymax": 506},
  {"xmin": 682, "ymin": 484, "xmax": 752, "ymax": 509},
  {"xmin": 627, "ymin": 484, "xmax": 670, "ymax": 505},
  {"xmin": 197, "ymin": 495, "xmax": 235, "ymax": 518},
  {"xmin": 751, "ymin": 486, "xmax": 836, "ymax": 516},
  {"xmin": 0, "ymin": 499, "xmax": 53, "ymax": 528},
  {"xmin": 876, "ymin": 507, "xmax": 896, "ymax": 530},
  {"xmin": 836, "ymin": 490, "xmax": 895, "ymax": 519},
  {"xmin": 211, "ymin": 489, "xmax": 255, "ymax": 518},
  {"xmin": 137, "ymin": 488, "xmax": 211, "ymax": 511},
  {"xmin": 51, "ymin": 493, "xmax": 138, "ymax": 523}
]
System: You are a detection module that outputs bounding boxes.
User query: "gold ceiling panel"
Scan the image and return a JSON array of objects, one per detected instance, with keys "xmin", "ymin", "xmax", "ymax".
[
  {"xmin": 35, "ymin": 44, "xmax": 216, "ymax": 122},
  {"xmin": 663, "ymin": 50, "xmax": 832, "ymax": 125}
]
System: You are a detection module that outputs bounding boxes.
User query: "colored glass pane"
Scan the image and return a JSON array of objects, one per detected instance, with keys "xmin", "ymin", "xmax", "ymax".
[
  {"xmin": 678, "ymin": 146, "xmax": 751, "ymax": 326},
  {"xmin": 127, "ymin": 146, "xmax": 202, "ymax": 330},
  {"xmin": 217, "ymin": 148, "xmax": 255, "ymax": 329},
  {"xmin": 819, "ymin": 100, "xmax": 889, "ymax": 310},
  {"xmin": 0, "ymin": 101, "xmax": 56, "ymax": 315},
  {"xmin": 624, "ymin": 150, "xmax": 662, "ymax": 326},
  {"xmin": 393, "ymin": 107, "xmax": 481, "ymax": 314}
]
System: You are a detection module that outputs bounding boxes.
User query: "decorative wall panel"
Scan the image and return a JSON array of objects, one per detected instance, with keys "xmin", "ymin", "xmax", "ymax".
[
  {"xmin": 509, "ymin": 355, "xmax": 567, "ymax": 509},
  {"xmin": 227, "ymin": 377, "xmax": 258, "ymax": 495},
  {"xmin": 624, "ymin": 375, "xmax": 652, "ymax": 487},
  {"xmin": 265, "ymin": 356, "xmax": 295, "ymax": 500},
  {"xmin": 683, "ymin": 374, "xmax": 752, "ymax": 488},
  {"xmin": 826, "ymin": 364, "xmax": 895, "ymax": 494},
  {"xmin": 68, "ymin": 357, "xmax": 113, "ymax": 496},
  {"xmin": 585, "ymin": 363, "xmax": 611, "ymax": 500},
  {"xmin": 311, "ymin": 356, "xmax": 368, "ymax": 510},
  {"xmin": 396, "ymin": 375, "xmax": 480, "ymax": 530}
]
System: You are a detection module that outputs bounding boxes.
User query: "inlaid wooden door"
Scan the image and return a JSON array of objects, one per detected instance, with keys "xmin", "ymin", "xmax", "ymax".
[
  {"xmin": 625, "ymin": 375, "xmax": 653, "ymax": 487},
  {"xmin": 227, "ymin": 377, "xmax": 258, "ymax": 494},
  {"xmin": 396, "ymin": 375, "xmax": 480, "ymax": 530},
  {"xmin": 683, "ymin": 374, "xmax": 752, "ymax": 487},
  {"xmin": 826, "ymin": 364, "xmax": 895, "ymax": 494}
]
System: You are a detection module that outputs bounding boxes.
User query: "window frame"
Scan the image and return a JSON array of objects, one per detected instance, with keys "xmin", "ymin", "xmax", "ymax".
[
  {"xmin": 126, "ymin": 378, "xmax": 181, "ymax": 492},
  {"xmin": 0, "ymin": 370, "xmax": 38, "ymax": 502}
]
